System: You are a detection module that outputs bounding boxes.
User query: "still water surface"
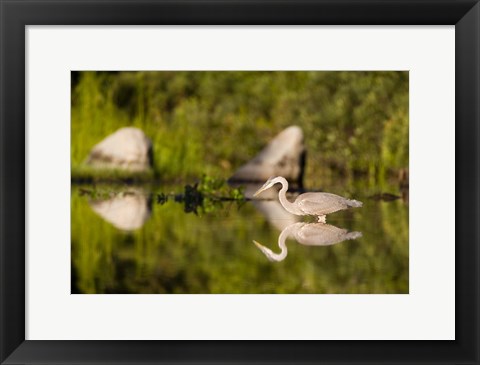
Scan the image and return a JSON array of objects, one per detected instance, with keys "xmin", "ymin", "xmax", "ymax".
[{"xmin": 71, "ymin": 181, "xmax": 408, "ymax": 294}]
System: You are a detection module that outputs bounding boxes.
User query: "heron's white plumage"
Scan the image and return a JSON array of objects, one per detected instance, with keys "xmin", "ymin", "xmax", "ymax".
[{"xmin": 254, "ymin": 176, "xmax": 362, "ymax": 219}]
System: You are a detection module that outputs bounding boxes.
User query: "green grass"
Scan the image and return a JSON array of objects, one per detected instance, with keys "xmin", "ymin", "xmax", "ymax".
[
  {"xmin": 71, "ymin": 165, "xmax": 156, "ymax": 184},
  {"xmin": 71, "ymin": 71, "xmax": 409, "ymax": 185}
]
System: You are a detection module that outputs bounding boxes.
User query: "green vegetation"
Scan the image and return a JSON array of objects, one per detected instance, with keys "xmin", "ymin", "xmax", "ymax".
[
  {"xmin": 181, "ymin": 175, "xmax": 244, "ymax": 215},
  {"xmin": 156, "ymin": 175, "xmax": 244, "ymax": 215},
  {"xmin": 71, "ymin": 165, "xmax": 155, "ymax": 184},
  {"xmin": 71, "ymin": 71, "xmax": 408, "ymax": 185}
]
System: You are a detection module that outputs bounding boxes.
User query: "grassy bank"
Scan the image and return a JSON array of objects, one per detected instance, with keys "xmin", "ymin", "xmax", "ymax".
[{"xmin": 71, "ymin": 71, "xmax": 408, "ymax": 185}]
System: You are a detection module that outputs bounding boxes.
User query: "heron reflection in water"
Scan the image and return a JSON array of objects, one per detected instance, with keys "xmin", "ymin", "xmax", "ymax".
[
  {"xmin": 253, "ymin": 222, "xmax": 362, "ymax": 262},
  {"xmin": 254, "ymin": 176, "xmax": 362, "ymax": 223}
]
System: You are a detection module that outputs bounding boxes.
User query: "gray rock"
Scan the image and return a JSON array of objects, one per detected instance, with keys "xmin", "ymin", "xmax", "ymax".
[
  {"xmin": 87, "ymin": 127, "xmax": 153, "ymax": 171},
  {"xmin": 90, "ymin": 191, "xmax": 151, "ymax": 231},
  {"xmin": 230, "ymin": 126, "xmax": 305, "ymax": 185}
]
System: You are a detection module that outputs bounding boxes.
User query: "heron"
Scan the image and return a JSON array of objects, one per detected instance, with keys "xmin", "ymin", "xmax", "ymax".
[
  {"xmin": 253, "ymin": 222, "xmax": 362, "ymax": 262},
  {"xmin": 253, "ymin": 176, "xmax": 362, "ymax": 223}
]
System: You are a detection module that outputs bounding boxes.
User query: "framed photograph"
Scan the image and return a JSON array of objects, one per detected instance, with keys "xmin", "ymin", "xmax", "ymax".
[{"xmin": 0, "ymin": 0, "xmax": 478, "ymax": 364}]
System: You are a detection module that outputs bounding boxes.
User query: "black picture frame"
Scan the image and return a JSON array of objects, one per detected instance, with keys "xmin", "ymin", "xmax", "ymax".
[{"xmin": 1, "ymin": 0, "xmax": 478, "ymax": 364}]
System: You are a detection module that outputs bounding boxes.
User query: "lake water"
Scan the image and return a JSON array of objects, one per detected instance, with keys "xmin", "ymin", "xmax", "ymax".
[{"xmin": 71, "ymin": 180, "xmax": 408, "ymax": 294}]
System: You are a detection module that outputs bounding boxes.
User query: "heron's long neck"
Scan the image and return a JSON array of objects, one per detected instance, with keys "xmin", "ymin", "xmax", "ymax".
[
  {"xmin": 270, "ymin": 223, "xmax": 297, "ymax": 261},
  {"xmin": 274, "ymin": 226, "xmax": 291, "ymax": 261},
  {"xmin": 275, "ymin": 222, "xmax": 304, "ymax": 261},
  {"xmin": 254, "ymin": 223, "xmax": 304, "ymax": 262},
  {"xmin": 277, "ymin": 179, "xmax": 302, "ymax": 215}
]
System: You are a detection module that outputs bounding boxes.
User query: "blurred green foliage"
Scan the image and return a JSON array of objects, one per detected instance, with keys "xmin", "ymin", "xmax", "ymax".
[
  {"xmin": 71, "ymin": 180, "xmax": 408, "ymax": 294},
  {"xmin": 71, "ymin": 71, "xmax": 408, "ymax": 185}
]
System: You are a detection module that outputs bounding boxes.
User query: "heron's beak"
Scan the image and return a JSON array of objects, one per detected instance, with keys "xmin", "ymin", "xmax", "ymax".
[
  {"xmin": 253, "ymin": 240, "xmax": 277, "ymax": 262},
  {"xmin": 253, "ymin": 240, "xmax": 263, "ymax": 248},
  {"xmin": 253, "ymin": 186, "xmax": 265, "ymax": 197}
]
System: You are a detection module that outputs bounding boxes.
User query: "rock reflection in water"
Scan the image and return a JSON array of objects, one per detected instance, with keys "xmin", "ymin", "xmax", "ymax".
[
  {"xmin": 252, "ymin": 200, "xmax": 300, "ymax": 231},
  {"xmin": 238, "ymin": 182, "xmax": 301, "ymax": 231},
  {"xmin": 90, "ymin": 191, "xmax": 151, "ymax": 231},
  {"xmin": 254, "ymin": 222, "xmax": 362, "ymax": 262}
]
